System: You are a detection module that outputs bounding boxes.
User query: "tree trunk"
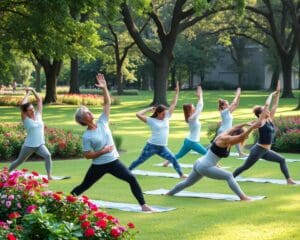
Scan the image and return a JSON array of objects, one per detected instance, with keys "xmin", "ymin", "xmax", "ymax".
[
  {"xmin": 151, "ymin": 59, "xmax": 170, "ymax": 106},
  {"xmin": 269, "ymin": 65, "xmax": 280, "ymax": 91},
  {"xmin": 189, "ymin": 71, "xmax": 193, "ymax": 89},
  {"xmin": 170, "ymin": 64, "xmax": 176, "ymax": 89},
  {"xmin": 43, "ymin": 60, "xmax": 63, "ymax": 103},
  {"xmin": 237, "ymin": 71, "xmax": 242, "ymax": 87},
  {"xmin": 34, "ymin": 63, "xmax": 42, "ymax": 92},
  {"xmin": 69, "ymin": 57, "xmax": 80, "ymax": 94},
  {"xmin": 296, "ymin": 49, "xmax": 300, "ymax": 110},
  {"xmin": 280, "ymin": 55, "xmax": 295, "ymax": 98},
  {"xmin": 116, "ymin": 64, "xmax": 124, "ymax": 95}
]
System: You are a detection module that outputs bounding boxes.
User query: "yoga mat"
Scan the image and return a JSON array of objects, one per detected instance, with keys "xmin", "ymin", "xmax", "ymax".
[
  {"xmin": 91, "ymin": 199, "xmax": 176, "ymax": 213},
  {"xmin": 236, "ymin": 176, "xmax": 300, "ymax": 185},
  {"xmin": 237, "ymin": 157, "xmax": 300, "ymax": 163},
  {"xmin": 24, "ymin": 173, "xmax": 71, "ymax": 180},
  {"xmin": 144, "ymin": 189, "xmax": 266, "ymax": 201},
  {"xmin": 132, "ymin": 169, "xmax": 180, "ymax": 178},
  {"xmin": 154, "ymin": 163, "xmax": 231, "ymax": 169}
]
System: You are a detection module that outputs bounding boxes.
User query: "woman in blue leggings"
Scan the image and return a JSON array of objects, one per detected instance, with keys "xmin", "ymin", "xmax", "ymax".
[
  {"xmin": 129, "ymin": 81, "xmax": 185, "ymax": 178},
  {"xmin": 163, "ymin": 85, "xmax": 207, "ymax": 167},
  {"xmin": 167, "ymin": 121, "xmax": 261, "ymax": 200}
]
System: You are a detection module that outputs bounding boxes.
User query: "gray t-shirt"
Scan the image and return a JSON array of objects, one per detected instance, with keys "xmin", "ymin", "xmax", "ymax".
[{"xmin": 82, "ymin": 113, "xmax": 119, "ymax": 165}]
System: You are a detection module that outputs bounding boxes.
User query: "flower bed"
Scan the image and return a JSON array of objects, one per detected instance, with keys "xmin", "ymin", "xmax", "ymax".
[
  {"xmin": 0, "ymin": 168, "xmax": 137, "ymax": 239},
  {"xmin": 0, "ymin": 123, "xmax": 82, "ymax": 160}
]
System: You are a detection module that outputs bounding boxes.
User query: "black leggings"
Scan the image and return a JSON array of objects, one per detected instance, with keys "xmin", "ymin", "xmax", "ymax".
[
  {"xmin": 233, "ymin": 144, "xmax": 290, "ymax": 179},
  {"xmin": 71, "ymin": 159, "xmax": 145, "ymax": 205}
]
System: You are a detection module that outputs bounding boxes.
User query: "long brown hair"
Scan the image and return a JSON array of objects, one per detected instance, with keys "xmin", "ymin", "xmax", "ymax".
[
  {"xmin": 253, "ymin": 105, "xmax": 263, "ymax": 118},
  {"xmin": 218, "ymin": 99, "xmax": 227, "ymax": 111},
  {"xmin": 150, "ymin": 105, "xmax": 167, "ymax": 118},
  {"xmin": 183, "ymin": 104, "xmax": 193, "ymax": 122}
]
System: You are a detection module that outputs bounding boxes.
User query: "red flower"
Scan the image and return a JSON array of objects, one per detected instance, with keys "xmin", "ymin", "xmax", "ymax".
[
  {"xmin": 127, "ymin": 222, "xmax": 135, "ymax": 229},
  {"xmin": 66, "ymin": 195, "xmax": 77, "ymax": 203},
  {"xmin": 94, "ymin": 211, "xmax": 107, "ymax": 219},
  {"xmin": 96, "ymin": 219, "xmax": 107, "ymax": 229},
  {"xmin": 26, "ymin": 205, "xmax": 37, "ymax": 213},
  {"xmin": 58, "ymin": 142, "xmax": 66, "ymax": 150},
  {"xmin": 6, "ymin": 233, "xmax": 17, "ymax": 240},
  {"xmin": 21, "ymin": 168, "xmax": 28, "ymax": 172},
  {"xmin": 84, "ymin": 228, "xmax": 95, "ymax": 237},
  {"xmin": 81, "ymin": 221, "xmax": 91, "ymax": 229},
  {"xmin": 52, "ymin": 193, "xmax": 61, "ymax": 201},
  {"xmin": 31, "ymin": 171, "xmax": 39, "ymax": 176},
  {"xmin": 8, "ymin": 212, "xmax": 21, "ymax": 220},
  {"xmin": 79, "ymin": 213, "xmax": 88, "ymax": 221},
  {"xmin": 42, "ymin": 177, "xmax": 49, "ymax": 184},
  {"xmin": 110, "ymin": 227, "xmax": 121, "ymax": 238}
]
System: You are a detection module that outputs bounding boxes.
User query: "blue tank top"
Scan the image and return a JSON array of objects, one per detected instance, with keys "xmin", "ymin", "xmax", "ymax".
[
  {"xmin": 258, "ymin": 121, "xmax": 275, "ymax": 144},
  {"xmin": 210, "ymin": 142, "xmax": 230, "ymax": 158}
]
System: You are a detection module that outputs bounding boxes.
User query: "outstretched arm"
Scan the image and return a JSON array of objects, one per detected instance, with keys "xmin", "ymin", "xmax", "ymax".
[
  {"xmin": 95, "ymin": 73, "xmax": 111, "ymax": 118},
  {"xmin": 270, "ymin": 81, "xmax": 280, "ymax": 119},
  {"xmin": 228, "ymin": 87, "xmax": 241, "ymax": 112},
  {"xmin": 189, "ymin": 85, "xmax": 203, "ymax": 121},
  {"xmin": 136, "ymin": 107, "xmax": 154, "ymax": 123},
  {"xmin": 168, "ymin": 81, "xmax": 179, "ymax": 116}
]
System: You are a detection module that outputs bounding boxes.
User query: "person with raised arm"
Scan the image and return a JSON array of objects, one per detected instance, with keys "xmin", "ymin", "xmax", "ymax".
[
  {"xmin": 167, "ymin": 121, "xmax": 261, "ymax": 200},
  {"xmin": 163, "ymin": 85, "xmax": 207, "ymax": 167},
  {"xmin": 9, "ymin": 87, "xmax": 53, "ymax": 180},
  {"xmin": 233, "ymin": 81, "xmax": 296, "ymax": 184},
  {"xmin": 129, "ymin": 81, "xmax": 185, "ymax": 178},
  {"xmin": 215, "ymin": 87, "xmax": 247, "ymax": 157},
  {"xmin": 71, "ymin": 73, "xmax": 152, "ymax": 211}
]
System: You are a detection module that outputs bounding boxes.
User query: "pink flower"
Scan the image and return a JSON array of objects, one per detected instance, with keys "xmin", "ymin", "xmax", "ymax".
[
  {"xmin": 26, "ymin": 205, "xmax": 37, "ymax": 213},
  {"xmin": 6, "ymin": 201, "xmax": 11, "ymax": 208}
]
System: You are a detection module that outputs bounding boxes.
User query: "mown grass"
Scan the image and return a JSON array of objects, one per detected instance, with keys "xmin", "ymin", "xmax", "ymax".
[{"xmin": 0, "ymin": 90, "xmax": 299, "ymax": 240}]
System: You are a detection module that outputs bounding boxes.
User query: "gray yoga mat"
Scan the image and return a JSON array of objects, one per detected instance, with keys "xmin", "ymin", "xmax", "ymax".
[
  {"xmin": 144, "ymin": 188, "xmax": 266, "ymax": 201},
  {"xmin": 236, "ymin": 176, "xmax": 300, "ymax": 185},
  {"xmin": 24, "ymin": 173, "xmax": 71, "ymax": 180},
  {"xmin": 91, "ymin": 199, "xmax": 176, "ymax": 213},
  {"xmin": 153, "ymin": 163, "xmax": 231, "ymax": 169},
  {"xmin": 237, "ymin": 157, "xmax": 300, "ymax": 163},
  {"xmin": 132, "ymin": 169, "xmax": 180, "ymax": 178}
]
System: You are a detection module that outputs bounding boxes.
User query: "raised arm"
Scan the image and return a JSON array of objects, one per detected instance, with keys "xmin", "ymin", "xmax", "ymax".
[
  {"xmin": 168, "ymin": 81, "xmax": 179, "ymax": 116},
  {"xmin": 189, "ymin": 85, "xmax": 203, "ymax": 121},
  {"xmin": 228, "ymin": 87, "xmax": 241, "ymax": 113},
  {"xmin": 136, "ymin": 107, "xmax": 154, "ymax": 123},
  {"xmin": 95, "ymin": 73, "xmax": 111, "ymax": 118},
  {"xmin": 217, "ymin": 121, "xmax": 261, "ymax": 146},
  {"xmin": 270, "ymin": 81, "xmax": 280, "ymax": 119},
  {"xmin": 20, "ymin": 88, "xmax": 31, "ymax": 119},
  {"xmin": 31, "ymin": 88, "xmax": 42, "ymax": 113}
]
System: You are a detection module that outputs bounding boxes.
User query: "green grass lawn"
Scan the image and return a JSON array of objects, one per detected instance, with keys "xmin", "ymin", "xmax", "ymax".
[{"xmin": 1, "ymin": 90, "xmax": 300, "ymax": 240}]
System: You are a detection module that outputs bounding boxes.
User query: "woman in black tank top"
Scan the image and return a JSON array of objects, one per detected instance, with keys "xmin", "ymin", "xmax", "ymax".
[{"xmin": 233, "ymin": 81, "xmax": 296, "ymax": 184}]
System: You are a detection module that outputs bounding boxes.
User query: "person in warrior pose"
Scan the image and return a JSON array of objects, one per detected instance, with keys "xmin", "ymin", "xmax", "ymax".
[
  {"xmin": 9, "ymin": 87, "xmax": 53, "ymax": 180},
  {"xmin": 163, "ymin": 85, "xmax": 207, "ymax": 167},
  {"xmin": 167, "ymin": 120, "xmax": 261, "ymax": 200},
  {"xmin": 129, "ymin": 81, "xmax": 186, "ymax": 178},
  {"xmin": 216, "ymin": 87, "xmax": 247, "ymax": 157},
  {"xmin": 233, "ymin": 81, "xmax": 296, "ymax": 185},
  {"xmin": 71, "ymin": 73, "xmax": 152, "ymax": 211}
]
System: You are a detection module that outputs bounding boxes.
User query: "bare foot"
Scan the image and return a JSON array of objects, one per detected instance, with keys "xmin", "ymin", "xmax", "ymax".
[
  {"xmin": 162, "ymin": 160, "xmax": 170, "ymax": 167},
  {"xmin": 48, "ymin": 176, "xmax": 53, "ymax": 181},
  {"xmin": 141, "ymin": 204, "xmax": 153, "ymax": 212},
  {"xmin": 240, "ymin": 195, "xmax": 251, "ymax": 201},
  {"xmin": 287, "ymin": 178, "xmax": 296, "ymax": 185},
  {"xmin": 180, "ymin": 174, "xmax": 188, "ymax": 179}
]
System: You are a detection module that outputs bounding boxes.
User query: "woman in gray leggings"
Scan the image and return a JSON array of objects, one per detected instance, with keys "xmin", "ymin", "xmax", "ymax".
[
  {"xmin": 8, "ymin": 87, "xmax": 52, "ymax": 180},
  {"xmin": 233, "ymin": 81, "xmax": 295, "ymax": 184},
  {"xmin": 167, "ymin": 121, "xmax": 261, "ymax": 200}
]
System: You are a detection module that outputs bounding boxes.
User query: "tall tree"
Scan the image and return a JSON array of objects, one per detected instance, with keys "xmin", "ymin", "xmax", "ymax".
[
  {"xmin": 121, "ymin": 0, "xmax": 245, "ymax": 105},
  {"xmin": 246, "ymin": 0, "xmax": 297, "ymax": 98}
]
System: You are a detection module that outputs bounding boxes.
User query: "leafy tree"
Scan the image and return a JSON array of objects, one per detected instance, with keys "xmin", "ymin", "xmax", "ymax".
[{"xmin": 121, "ymin": 0, "xmax": 245, "ymax": 105}]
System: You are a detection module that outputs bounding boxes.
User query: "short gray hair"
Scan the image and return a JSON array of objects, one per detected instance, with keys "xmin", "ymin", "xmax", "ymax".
[{"xmin": 75, "ymin": 106, "xmax": 88, "ymax": 126}]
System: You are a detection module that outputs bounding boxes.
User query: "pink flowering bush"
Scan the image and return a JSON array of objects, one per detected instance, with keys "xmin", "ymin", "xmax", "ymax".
[
  {"xmin": 0, "ymin": 168, "xmax": 137, "ymax": 239},
  {"xmin": 0, "ymin": 123, "xmax": 82, "ymax": 160},
  {"xmin": 253, "ymin": 115, "xmax": 300, "ymax": 153}
]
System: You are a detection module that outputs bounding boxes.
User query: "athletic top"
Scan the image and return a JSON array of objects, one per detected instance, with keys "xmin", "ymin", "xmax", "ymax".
[
  {"xmin": 210, "ymin": 142, "xmax": 230, "ymax": 158},
  {"xmin": 258, "ymin": 121, "xmax": 275, "ymax": 145},
  {"xmin": 187, "ymin": 101, "xmax": 203, "ymax": 142},
  {"xmin": 23, "ymin": 111, "xmax": 45, "ymax": 147},
  {"xmin": 218, "ymin": 108, "xmax": 233, "ymax": 134},
  {"xmin": 146, "ymin": 111, "xmax": 171, "ymax": 146},
  {"xmin": 83, "ymin": 113, "xmax": 119, "ymax": 165}
]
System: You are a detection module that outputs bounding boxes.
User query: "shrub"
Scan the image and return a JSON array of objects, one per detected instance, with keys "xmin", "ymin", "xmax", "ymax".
[
  {"xmin": 252, "ymin": 115, "xmax": 300, "ymax": 153},
  {"xmin": 57, "ymin": 94, "xmax": 120, "ymax": 106},
  {"xmin": 0, "ymin": 168, "xmax": 137, "ymax": 239},
  {"xmin": 0, "ymin": 123, "xmax": 82, "ymax": 160},
  {"xmin": 206, "ymin": 122, "xmax": 220, "ymax": 142}
]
